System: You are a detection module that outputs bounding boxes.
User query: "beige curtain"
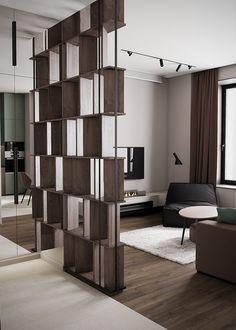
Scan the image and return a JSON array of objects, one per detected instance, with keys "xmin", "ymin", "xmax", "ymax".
[{"xmin": 190, "ymin": 69, "xmax": 218, "ymax": 184}]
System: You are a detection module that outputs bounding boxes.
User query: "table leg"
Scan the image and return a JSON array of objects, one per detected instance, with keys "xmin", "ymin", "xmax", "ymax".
[{"xmin": 181, "ymin": 220, "xmax": 186, "ymax": 245}]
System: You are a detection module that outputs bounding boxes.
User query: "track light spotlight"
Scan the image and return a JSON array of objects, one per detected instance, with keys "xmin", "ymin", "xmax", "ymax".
[
  {"xmin": 176, "ymin": 64, "xmax": 181, "ymax": 72},
  {"xmin": 160, "ymin": 59, "xmax": 164, "ymax": 67},
  {"xmin": 188, "ymin": 65, "xmax": 192, "ymax": 70},
  {"xmin": 127, "ymin": 51, "xmax": 133, "ymax": 56}
]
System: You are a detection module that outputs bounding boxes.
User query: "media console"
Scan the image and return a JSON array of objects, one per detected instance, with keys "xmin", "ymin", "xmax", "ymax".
[{"xmin": 120, "ymin": 192, "xmax": 167, "ymax": 215}]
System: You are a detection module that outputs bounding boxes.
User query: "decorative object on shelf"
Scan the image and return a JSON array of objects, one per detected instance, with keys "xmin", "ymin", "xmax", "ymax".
[
  {"xmin": 31, "ymin": 0, "xmax": 125, "ymax": 294},
  {"xmin": 124, "ymin": 190, "xmax": 146, "ymax": 198},
  {"xmin": 121, "ymin": 49, "xmax": 195, "ymax": 73}
]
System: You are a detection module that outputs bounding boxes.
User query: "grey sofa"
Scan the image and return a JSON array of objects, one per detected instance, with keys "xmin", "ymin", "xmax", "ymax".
[
  {"xmin": 163, "ymin": 183, "xmax": 217, "ymax": 227},
  {"xmin": 196, "ymin": 220, "xmax": 236, "ymax": 284}
]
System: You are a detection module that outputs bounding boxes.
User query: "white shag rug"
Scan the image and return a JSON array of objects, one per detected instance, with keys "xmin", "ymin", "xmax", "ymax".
[{"xmin": 120, "ymin": 225, "xmax": 196, "ymax": 265}]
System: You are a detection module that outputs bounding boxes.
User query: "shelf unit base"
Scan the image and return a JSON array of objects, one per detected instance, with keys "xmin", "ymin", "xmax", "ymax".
[{"xmin": 64, "ymin": 266, "xmax": 126, "ymax": 296}]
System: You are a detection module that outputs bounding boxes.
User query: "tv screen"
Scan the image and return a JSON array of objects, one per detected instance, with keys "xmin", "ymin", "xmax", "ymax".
[{"xmin": 117, "ymin": 147, "xmax": 144, "ymax": 180}]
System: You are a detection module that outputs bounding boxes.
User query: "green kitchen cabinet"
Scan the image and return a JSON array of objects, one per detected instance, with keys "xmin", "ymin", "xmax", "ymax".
[
  {"xmin": 16, "ymin": 119, "xmax": 25, "ymax": 141},
  {"xmin": 4, "ymin": 119, "xmax": 16, "ymax": 141},
  {"xmin": 5, "ymin": 173, "xmax": 25, "ymax": 195}
]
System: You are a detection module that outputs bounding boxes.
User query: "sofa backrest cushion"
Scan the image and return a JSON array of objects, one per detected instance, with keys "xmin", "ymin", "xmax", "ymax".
[
  {"xmin": 166, "ymin": 183, "xmax": 217, "ymax": 205},
  {"xmin": 217, "ymin": 207, "xmax": 236, "ymax": 225}
]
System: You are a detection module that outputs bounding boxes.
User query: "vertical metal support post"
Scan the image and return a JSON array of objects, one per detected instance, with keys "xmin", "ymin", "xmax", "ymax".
[
  {"xmin": 14, "ymin": 147, "xmax": 19, "ymax": 205},
  {"xmin": 114, "ymin": 0, "xmax": 118, "ymax": 291},
  {"xmin": 98, "ymin": 0, "xmax": 102, "ymax": 286}
]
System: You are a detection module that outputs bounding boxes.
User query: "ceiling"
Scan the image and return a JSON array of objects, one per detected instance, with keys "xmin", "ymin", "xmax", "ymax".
[{"xmin": 0, "ymin": 0, "xmax": 236, "ymax": 78}]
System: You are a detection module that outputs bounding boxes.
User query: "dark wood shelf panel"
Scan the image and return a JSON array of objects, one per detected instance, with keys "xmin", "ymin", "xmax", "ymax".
[
  {"xmin": 62, "ymin": 12, "xmax": 80, "ymax": 44},
  {"xmin": 40, "ymin": 222, "xmax": 63, "ymax": 250},
  {"xmin": 36, "ymin": 57, "xmax": 49, "ymax": 88},
  {"xmin": 48, "ymin": 22, "xmax": 62, "ymax": 49},
  {"xmin": 34, "ymin": 118, "xmax": 62, "ymax": 124},
  {"xmin": 47, "ymin": 191, "xmax": 63, "ymax": 226},
  {"xmin": 62, "ymin": 81, "xmax": 80, "ymax": 118},
  {"xmin": 79, "ymin": 36, "xmax": 97, "ymax": 75},
  {"xmin": 38, "ymin": 89, "xmax": 49, "ymax": 121},
  {"xmin": 104, "ymin": 159, "xmax": 124, "ymax": 202},
  {"xmin": 80, "ymin": 0, "xmax": 125, "ymax": 36},
  {"xmin": 40, "ymin": 156, "xmax": 56, "ymax": 189},
  {"xmin": 48, "ymin": 85, "xmax": 62, "ymax": 120},
  {"xmin": 83, "ymin": 116, "xmax": 101, "ymax": 157},
  {"xmin": 63, "ymin": 158, "xmax": 90, "ymax": 196},
  {"xmin": 51, "ymin": 121, "xmax": 62, "ymax": 155},
  {"xmin": 32, "ymin": 188, "xmax": 43, "ymax": 219},
  {"xmin": 34, "ymin": 122, "xmax": 47, "ymax": 155}
]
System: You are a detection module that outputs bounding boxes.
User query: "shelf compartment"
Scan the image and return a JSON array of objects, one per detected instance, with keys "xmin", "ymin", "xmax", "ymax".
[
  {"xmin": 90, "ymin": 158, "xmax": 124, "ymax": 202},
  {"xmin": 94, "ymin": 243, "xmax": 124, "ymax": 291},
  {"xmin": 48, "ymin": 85, "xmax": 62, "ymax": 120},
  {"xmin": 37, "ymin": 222, "xmax": 63, "ymax": 251},
  {"xmin": 80, "ymin": 0, "xmax": 125, "ymax": 36},
  {"xmin": 40, "ymin": 156, "xmax": 56, "ymax": 189},
  {"xmin": 62, "ymin": 12, "xmax": 80, "ymax": 44},
  {"xmin": 63, "ymin": 195, "xmax": 81, "ymax": 230},
  {"xmin": 38, "ymin": 89, "xmax": 49, "ymax": 121},
  {"xmin": 32, "ymin": 187, "xmax": 43, "ymax": 219},
  {"xmin": 36, "ymin": 56, "xmax": 49, "ymax": 88},
  {"xmin": 62, "ymin": 81, "xmax": 80, "ymax": 118},
  {"xmin": 79, "ymin": 36, "xmax": 97, "ymax": 75},
  {"xmin": 46, "ymin": 191, "xmax": 63, "ymax": 227},
  {"xmin": 80, "ymin": 68, "xmax": 124, "ymax": 116},
  {"xmin": 34, "ymin": 122, "xmax": 47, "ymax": 155},
  {"xmin": 104, "ymin": 159, "xmax": 124, "ymax": 202},
  {"xmin": 63, "ymin": 119, "xmax": 83, "ymax": 156},
  {"xmin": 49, "ymin": 46, "xmax": 61, "ymax": 84},
  {"xmin": 83, "ymin": 115, "xmax": 115, "ymax": 157},
  {"xmin": 83, "ymin": 199, "xmax": 108, "ymax": 240},
  {"xmin": 48, "ymin": 22, "xmax": 62, "ymax": 49},
  {"xmin": 62, "ymin": 42, "xmax": 79, "ymax": 79},
  {"xmin": 34, "ymin": 31, "xmax": 47, "ymax": 56},
  {"xmin": 51, "ymin": 121, "xmax": 62, "ymax": 155},
  {"xmin": 63, "ymin": 158, "xmax": 90, "ymax": 196}
]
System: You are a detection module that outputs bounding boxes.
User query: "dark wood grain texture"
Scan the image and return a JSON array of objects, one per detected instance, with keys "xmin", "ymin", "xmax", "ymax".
[
  {"xmin": 63, "ymin": 158, "xmax": 90, "ymax": 195},
  {"xmin": 51, "ymin": 120, "xmax": 62, "ymax": 155},
  {"xmin": 34, "ymin": 123, "xmax": 47, "ymax": 155},
  {"xmin": 75, "ymin": 237, "xmax": 93, "ymax": 273},
  {"xmin": 40, "ymin": 156, "xmax": 55, "ymax": 188},
  {"xmin": 83, "ymin": 117, "xmax": 101, "ymax": 157},
  {"xmin": 62, "ymin": 81, "xmax": 80, "ymax": 118},
  {"xmin": 104, "ymin": 159, "xmax": 124, "ymax": 202},
  {"xmin": 79, "ymin": 36, "xmax": 97, "ymax": 74},
  {"xmin": 47, "ymin": 191, "xmax": 63, "ymax": 226},
  {"xmin": 32, "ymin": 188, "xmax": 43, "ymax": 219},
  {"xmin": 48, "ymin": 85, "xmax": 62, "ymax": 120}
]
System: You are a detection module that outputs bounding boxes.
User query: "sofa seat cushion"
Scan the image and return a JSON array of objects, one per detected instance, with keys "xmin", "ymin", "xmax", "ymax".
[{"xmin": 217, "ymin": 207, "xmax": 236, "ymax": 225}]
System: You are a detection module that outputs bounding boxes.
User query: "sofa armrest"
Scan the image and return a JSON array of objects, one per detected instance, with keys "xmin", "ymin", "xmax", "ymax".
[{"xmin": 196, "ymin": 220, "xmax": 236, "ymax": 284}]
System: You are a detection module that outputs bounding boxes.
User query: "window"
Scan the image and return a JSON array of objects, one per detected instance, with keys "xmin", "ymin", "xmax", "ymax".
[{"xmin": 221, "ymin": 83, "xmax": 236, "ymax": 185}]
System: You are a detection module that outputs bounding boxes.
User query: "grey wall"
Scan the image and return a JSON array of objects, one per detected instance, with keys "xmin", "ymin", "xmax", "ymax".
[
  {"xmin": 118, "ymin": 77, "xmax": 168, "ymax": 192},
  {"xmin": 167, "ymin": 74, "xmax": 192, "ymax": 184}
]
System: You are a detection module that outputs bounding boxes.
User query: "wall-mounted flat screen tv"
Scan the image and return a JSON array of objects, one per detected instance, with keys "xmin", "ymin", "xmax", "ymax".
[{"xmin": 117, "ymin": 147, "xmax": 144, "ymax": 180}]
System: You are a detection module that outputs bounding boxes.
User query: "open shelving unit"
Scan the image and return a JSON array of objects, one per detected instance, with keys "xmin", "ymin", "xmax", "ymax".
[{"xmin": 31, "ymin": 0, "xmax": 125, "ymax": 293}]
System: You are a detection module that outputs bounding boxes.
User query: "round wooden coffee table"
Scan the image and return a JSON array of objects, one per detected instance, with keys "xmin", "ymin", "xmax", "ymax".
[{"xmin": 179, "ymin": 206, "xmax": 217, "ymax": 245}]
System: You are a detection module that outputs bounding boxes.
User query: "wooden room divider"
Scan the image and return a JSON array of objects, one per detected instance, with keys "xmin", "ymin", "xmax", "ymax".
[{"xmin": 31, "ymin": 0, "xmax": 125, "ymax": 293}]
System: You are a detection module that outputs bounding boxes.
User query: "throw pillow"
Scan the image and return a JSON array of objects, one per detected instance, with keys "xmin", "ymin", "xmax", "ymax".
[{"xmin": 217, "ymin": 207, "xmax": 236, "ymax": 225}]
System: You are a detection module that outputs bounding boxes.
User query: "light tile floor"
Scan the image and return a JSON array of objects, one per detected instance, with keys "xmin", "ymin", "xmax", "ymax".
[{"xmin": 0, "ymin": 259, "xmax": 165, "ymax": 330}]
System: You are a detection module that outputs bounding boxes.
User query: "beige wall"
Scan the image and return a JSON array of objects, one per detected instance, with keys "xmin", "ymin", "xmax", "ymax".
[
  {"xmin": 118, "ymin": 77, "xmax": 168, "ymax": 192},
  {"xmin": 167, "ymin": 74, "xmax": 192, "ymax": 184}
]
